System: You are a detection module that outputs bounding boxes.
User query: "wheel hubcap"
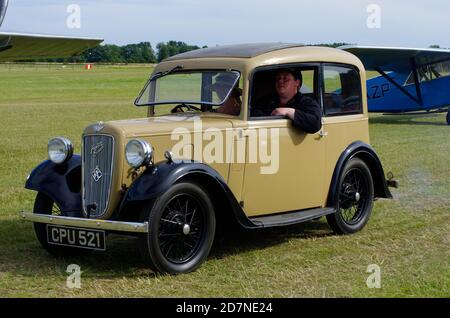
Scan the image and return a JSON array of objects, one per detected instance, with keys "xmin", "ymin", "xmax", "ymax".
[{"xmin": 182, "ymin": 224, "xmax": 191, "ymax": 235}]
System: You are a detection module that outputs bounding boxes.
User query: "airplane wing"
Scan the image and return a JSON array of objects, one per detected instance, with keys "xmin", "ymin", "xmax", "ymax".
[
  {"xmin": 0, "ymin": 31, "xmax": 102, "ymax": 61},
  {"xmin": 339, "ymin": 45, "xmax": 450, "ymax": 117},
  {"xmin": 339, "ymin": 45, "xmax": 450, "ymax": 72}
]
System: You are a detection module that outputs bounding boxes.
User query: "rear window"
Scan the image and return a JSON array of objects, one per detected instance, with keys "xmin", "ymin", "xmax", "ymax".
[{"xmin": 323, "ymin": 65, "xmax": 362, "ymax": 116}]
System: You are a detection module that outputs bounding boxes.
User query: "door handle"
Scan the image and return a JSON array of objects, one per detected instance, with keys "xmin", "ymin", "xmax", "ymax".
[{"xmin": 319, "ymin": 130, "xmax": 328, "ymax": 138}]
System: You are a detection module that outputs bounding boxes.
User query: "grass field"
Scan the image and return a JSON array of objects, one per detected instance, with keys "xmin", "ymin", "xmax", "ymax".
[{"xmin": 0, "ymin": 64, "xmax": 449, "ymax": 298}]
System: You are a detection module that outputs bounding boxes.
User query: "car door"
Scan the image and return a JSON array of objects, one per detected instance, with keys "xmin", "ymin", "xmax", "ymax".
[
  {"xmin": 240, "ymin": 65, "xmax": 325, "ymax": 217},
  {"xmin": 320, "ymin": 63, "xmax": 369, "ymax": 194}
]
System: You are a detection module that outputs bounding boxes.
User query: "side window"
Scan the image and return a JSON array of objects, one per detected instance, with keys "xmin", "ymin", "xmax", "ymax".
[
  {"xmin": 300, "ymin": 70, "xmax": 315, "ymax": 94},
  {"xmin": 323, "ymin": 65, "xmax": 362, "ymax": 116},
  {"xmin": 250, "ymin": 65, "xmax": 319, "ymax": 118},
  {"xmin": 405, "ymin": 60, "xmax": 450, "ymax": 85}
]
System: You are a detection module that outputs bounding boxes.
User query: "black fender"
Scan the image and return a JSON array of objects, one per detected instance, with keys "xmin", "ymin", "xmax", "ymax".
[
  {"xmin": 327, "ymin": 141, "xmax": 393, "ymax": 208},
  {"xmin": 25, "ymin": 155, "xmax": 82, "ymax": 215},
  {"xmin": 120, "ymin": 160, "xmax": 256, "ymax": 228}
]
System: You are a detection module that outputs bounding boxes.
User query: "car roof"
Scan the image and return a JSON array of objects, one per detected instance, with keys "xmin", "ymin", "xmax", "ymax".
[
  {"xmin": 155, "ymin": 43, "xmax": 364, "ymax": 75},
  {"xmin": 164, "ymin": 43, "xmax": 305, "ymax": 60}
]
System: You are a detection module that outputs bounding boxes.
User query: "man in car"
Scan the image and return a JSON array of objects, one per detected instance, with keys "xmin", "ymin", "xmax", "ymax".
[
  {"xmin": 252, "ymin": 68, "xmax": 322, "ymax": 133},
  {"xmin": 209, "ymin": 73, "xmax": 242, "ymax": 116}
]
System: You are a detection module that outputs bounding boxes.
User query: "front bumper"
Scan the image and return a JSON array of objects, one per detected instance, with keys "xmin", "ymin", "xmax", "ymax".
[{"xmin": 20, "ymin": 212, "xmax": 149, "ymax": 233}]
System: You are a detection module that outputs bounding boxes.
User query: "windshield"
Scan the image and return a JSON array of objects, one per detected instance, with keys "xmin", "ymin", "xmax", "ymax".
[{"xmin": 135, "ymin": 70, "xmax": 241, "ymax": 107}]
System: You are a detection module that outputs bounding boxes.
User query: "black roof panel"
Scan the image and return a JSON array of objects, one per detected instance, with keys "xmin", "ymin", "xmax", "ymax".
[{"xmin": 165, "ymin": 42, "xmax": 304, "ymax": 61}]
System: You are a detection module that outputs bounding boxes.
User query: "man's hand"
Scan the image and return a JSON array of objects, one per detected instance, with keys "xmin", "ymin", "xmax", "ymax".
[{"xmin": 271, "ymin": 107, "xmax": 295, "ymax": 119}]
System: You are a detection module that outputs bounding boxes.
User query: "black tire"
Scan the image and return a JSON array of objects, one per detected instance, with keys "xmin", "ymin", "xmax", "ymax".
[
  {"xmin": 138, "ymin": 182, "xmax": 216, "ymax": 274},
  {"xmin": 446, "ymin": 111, "xmax": 450, "ymax": 125},
  {"xmin": 33, "ymin": 192, "xmax": 86, "ymax": 256},
  {"xmin": 326, "ymin": 158, "xmax": 374, "ymax": 234}
]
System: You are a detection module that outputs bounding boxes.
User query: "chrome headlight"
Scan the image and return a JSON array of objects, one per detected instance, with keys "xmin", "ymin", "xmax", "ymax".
[
  {"xmin": 48, "ymin": 137, "xmax": 73, "ymax": 164},
  {"xmin": 125, "ymin": 139, "xmax": 153, "ymax": 168}
]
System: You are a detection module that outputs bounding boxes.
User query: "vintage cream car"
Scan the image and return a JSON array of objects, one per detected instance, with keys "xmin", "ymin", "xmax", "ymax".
[{"xmin": 22, "ymin": 43, "xmax": 395, "ymax": 274}]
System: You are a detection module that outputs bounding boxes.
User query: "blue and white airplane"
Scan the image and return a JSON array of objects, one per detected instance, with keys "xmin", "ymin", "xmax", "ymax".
[
  {"xmin": 0, "ymin": 0, "xmax": 101, "ymax": 62},
  {"xmin": 340, "ymin": 46, "xmax": 450, "ymax": 125}
]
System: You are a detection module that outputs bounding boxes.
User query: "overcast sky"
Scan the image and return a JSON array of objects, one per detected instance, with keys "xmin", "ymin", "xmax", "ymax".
[{"xmin": 2, "ymin": 0, "xmax": 449, "ymax": 48}]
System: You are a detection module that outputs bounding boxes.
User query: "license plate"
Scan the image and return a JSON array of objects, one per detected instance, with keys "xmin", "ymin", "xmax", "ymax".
[{"xmin": 46, "ymin": 225, "xmax": 106, "ymax": 251}]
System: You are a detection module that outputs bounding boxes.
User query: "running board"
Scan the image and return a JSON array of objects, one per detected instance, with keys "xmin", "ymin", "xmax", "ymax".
[{"xmin": 249, "ymin": 207, "xmax": 336, "ymax": 228}]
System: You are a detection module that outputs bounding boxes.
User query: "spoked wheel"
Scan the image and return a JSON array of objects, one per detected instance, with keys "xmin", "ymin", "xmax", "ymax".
[
  {"xmin": 327, "ymin": 158, "xmax": 374, "ymax": 234},
  {"xmin": 159, "ymin": 193, "xmax": 205, "ymax": 263},
  {"xmin": 138, "ymin": 182, "xmax": 215, "ymax": 274},
  {"xmin": 33, "ymin": 192, "xmax": 86, "ymax": 256}
]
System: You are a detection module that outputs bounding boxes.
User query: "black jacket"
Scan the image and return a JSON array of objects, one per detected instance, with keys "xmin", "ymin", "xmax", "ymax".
[{"xmin": 251, "ymin": 92, "xmax": 322, "ymax": 134}]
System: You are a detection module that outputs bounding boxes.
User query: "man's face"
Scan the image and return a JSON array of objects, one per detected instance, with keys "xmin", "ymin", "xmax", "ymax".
[{"xmin": 275, "ymin": 71, "xmax": 300, "ymax": 100}]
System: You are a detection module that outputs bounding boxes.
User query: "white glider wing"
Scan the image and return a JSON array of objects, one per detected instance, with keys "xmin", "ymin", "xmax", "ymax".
[{"xmin": 0, "ymin": 31, "xmax": 102, "ymax": 61}]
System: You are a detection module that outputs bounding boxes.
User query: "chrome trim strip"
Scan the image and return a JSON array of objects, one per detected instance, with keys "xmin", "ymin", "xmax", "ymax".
[{"xmin": 21, "ymin": 212, "xmax": 149, "ymax": 233}]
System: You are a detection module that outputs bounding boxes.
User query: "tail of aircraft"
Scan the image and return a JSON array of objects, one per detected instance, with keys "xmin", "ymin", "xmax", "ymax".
[{"xmin": 0, "ymin": 0, "xmax": 8, "ymax": 28}]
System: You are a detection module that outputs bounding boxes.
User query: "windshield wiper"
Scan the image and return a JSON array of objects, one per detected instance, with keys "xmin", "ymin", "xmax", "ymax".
[{"xmin": 150, "ymin": 65, "xmax": 183, "ymax": 81}]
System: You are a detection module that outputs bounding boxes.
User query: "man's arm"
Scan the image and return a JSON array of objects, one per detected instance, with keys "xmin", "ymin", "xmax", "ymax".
[
  {"xmin": 271, "ymin": 97, "xmax": 322, "ymax": 133},
  {"xmin": 292, "ymin": 97, "xmax": 322, "ymax": 133}
]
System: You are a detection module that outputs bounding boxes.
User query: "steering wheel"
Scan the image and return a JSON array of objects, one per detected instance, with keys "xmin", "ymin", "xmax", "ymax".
[{"xmin": 171, "ymin": 104, "xmax": 201, "ymax": 113}]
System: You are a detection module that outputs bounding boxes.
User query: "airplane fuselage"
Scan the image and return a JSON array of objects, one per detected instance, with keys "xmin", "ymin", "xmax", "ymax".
[{"xmin": 367, "ymin": 72, "xmax": 450, "ymax": 113}]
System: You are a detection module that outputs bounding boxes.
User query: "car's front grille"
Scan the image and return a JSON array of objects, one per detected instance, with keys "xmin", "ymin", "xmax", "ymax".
[{"xmin": 82, "ymin": 135, "xmax": 114, "ymax": 218}]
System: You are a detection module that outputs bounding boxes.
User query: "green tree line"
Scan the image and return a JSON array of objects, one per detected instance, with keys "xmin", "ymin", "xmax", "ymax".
[
  {"xmin": 31, "ymin": 42, "xmax": 446, "ymax": 64},
  {"xmin": 40, "ymin": 41, "xmax": 204, "ymax": 63},
  {"xmin": 60, "ymin": 42, "xmax": 348, "ymax": 63}
]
